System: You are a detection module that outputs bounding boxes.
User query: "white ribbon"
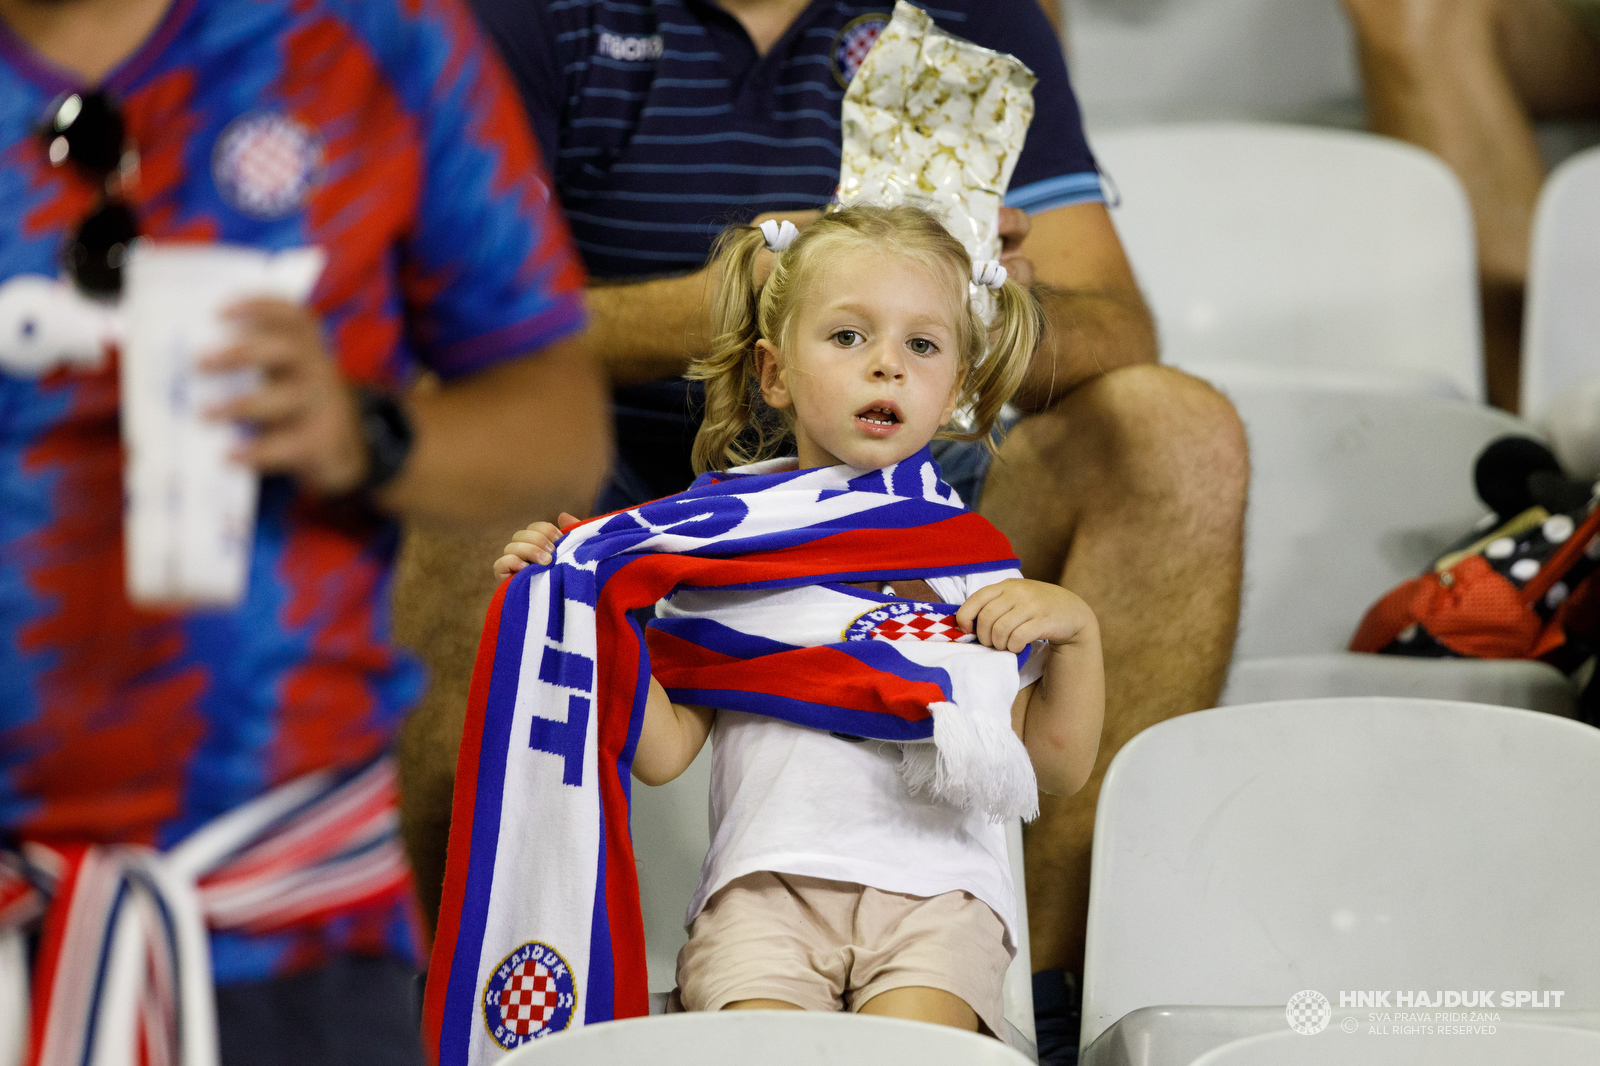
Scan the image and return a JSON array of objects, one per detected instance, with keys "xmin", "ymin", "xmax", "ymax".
[
  {"xmin": 758, "ymin": 219, "xmax": 799, "ymax": 253},
  {"xmin": 972, "ymin": 259, "xmax": 1007, "ymax": 290}
]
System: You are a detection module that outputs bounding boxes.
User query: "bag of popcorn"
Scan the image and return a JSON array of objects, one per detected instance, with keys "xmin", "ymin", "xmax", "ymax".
[{"xmin": 835, "ymin": 0, "xmax": 1037, "ymax": 320}]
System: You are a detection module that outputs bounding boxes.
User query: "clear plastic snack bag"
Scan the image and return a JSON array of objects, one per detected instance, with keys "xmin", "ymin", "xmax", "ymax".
[{"xmin": 835, "ymin": 0, "xmax": 1037, "ymax": 321}]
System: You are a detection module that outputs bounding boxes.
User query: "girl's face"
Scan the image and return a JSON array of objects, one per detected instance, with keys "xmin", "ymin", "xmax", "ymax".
[{"xmin": 756, "ymin": 247, "xmax": 965, "ymax": 472}]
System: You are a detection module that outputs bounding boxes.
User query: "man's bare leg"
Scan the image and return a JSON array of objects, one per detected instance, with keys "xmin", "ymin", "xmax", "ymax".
[
  {"xmin": 1342, "ymin": 0, "xmax": 1600, "ymax": 410},
  {"xmin": 979, "ymin": 365, "xmax": 1248, "ymax": 978},
  {"xmin": 394, "ymin": 524, "xmax": 514, "ymax": 933}
]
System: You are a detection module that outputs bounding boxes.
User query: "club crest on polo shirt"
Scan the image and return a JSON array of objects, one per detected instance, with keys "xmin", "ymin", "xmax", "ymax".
[
  {"xmin": 843, "ymin": 600, "xmax": 974, "ymax": 643},
  {"xmin": 211, "ymin": 112, "xmax": 322, "ymax": 220},
  {"xmin": 831, "ymin": 13, "xmax": 889, "ymax": 87},
  {"xmin": 481, "ymin": 940, "xmax": 577, "ymax": 1048}
]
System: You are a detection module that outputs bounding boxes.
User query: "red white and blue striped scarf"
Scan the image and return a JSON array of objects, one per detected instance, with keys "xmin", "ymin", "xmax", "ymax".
[
  {"xmin": 0, "ymin": 758, "xmax": 411, "ymax": 1066},
  {"xmin": 423, "ymin": 449, "xmax": 1037, "ymax": 1064}
]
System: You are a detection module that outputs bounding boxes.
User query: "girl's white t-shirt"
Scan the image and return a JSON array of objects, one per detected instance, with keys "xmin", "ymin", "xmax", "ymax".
[{"xmin": 680, "ymin": 570, "xmax": 1045, "ymax": 954}]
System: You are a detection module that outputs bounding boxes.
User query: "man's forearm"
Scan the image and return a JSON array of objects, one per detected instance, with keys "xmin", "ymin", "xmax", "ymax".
[
  {"xmin": 585, "ymin": 271, "xmax": 716, "ymax": 386},
  {"xmin": 583, "ymin": 209, "xmax": 821, "ymax": 386},
  {"xmin": 1012, "ymin": 283, "xmax": 1159, "ymax": 412},
  {"xmin": 377, "ymin": 338, "xmax": 611, "ymax": 528}
]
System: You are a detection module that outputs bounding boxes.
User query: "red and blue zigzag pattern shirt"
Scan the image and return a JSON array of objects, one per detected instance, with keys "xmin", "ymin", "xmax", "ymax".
[{"xmin": 0, "ymin": 0, "xmax": 585, "ymax": 981}]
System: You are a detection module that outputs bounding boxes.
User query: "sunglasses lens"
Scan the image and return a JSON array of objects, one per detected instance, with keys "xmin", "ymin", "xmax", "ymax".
[
  {"xmin": 65, "ymin": 200, "xmax": 138, "ymax": 297},
  {"xmin": 43, "ymin": 91, "xmax": 125, "ymax": 178}
]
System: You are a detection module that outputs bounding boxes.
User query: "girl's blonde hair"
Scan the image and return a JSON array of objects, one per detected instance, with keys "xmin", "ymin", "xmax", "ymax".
[{"xmin": 687, "ymin": 203, "xmax": 1044, "ymax": 474}]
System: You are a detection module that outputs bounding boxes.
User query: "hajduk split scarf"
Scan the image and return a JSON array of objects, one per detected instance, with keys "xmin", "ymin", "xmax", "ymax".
[{"xmin": 423, "ymin": 448, "xmax": 1038, "ymax": 1064}]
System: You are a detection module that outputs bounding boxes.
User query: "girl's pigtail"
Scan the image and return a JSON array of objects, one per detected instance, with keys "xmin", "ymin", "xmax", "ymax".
[
  {"xmin": 961, "ymin": 276, "xmax": 1044, "ymax": 443},
  {"xmin": 687, "ymin": 225, "xmax": 773, "ymax": 474}
]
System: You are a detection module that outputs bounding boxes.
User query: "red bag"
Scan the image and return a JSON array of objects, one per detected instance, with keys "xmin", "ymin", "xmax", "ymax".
[{"xmin": 1351, "ymin": 500, "xmax": 1600, "ymax": 665}]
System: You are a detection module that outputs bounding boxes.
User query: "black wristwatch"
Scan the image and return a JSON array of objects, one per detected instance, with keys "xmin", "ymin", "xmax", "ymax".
[{"xmin": 354, "ymin": 386, "xmax": 414, "ymax": 493}]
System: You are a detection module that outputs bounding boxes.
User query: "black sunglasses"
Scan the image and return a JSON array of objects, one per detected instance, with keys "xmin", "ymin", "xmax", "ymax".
[{"xmin": 38, "ymin": 91, "xmax": 138, "ymax": 298}]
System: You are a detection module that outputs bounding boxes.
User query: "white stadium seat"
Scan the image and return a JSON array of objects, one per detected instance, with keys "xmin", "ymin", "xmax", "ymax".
[
  {"xmin": 1225, "ymin": 382, "xmax": 1523, "ymax": 654},
  {"xmin": 629, "ymin": 744, "xmax": 1041, "ymax": 1058},
  {"xmin": 1221, "ymin": 653, "xmax": 1574, "ymax": 714},
  {"xmin": 1062, "ymin": 0, "xmax": 1360, "ymax": 127},
  {"xmin": 499, "ymin": 1010, "xmax": 1033, "ymax": 1065},
  {"xmin": 1217, "ymin": 381, "xmax": 1577, "ymax": 713},
  {"xmin": 1522, "ymin": 146, "xmax": 1600, "ymax": 426},
  {"xmin": 1082, "ymin": 1005, "xmax": 1600, "ymax": 1066},
  {"xmin": 1186, "ymin": 1022, "xmax": 1600, "ymax": 1066},
  {"xmin": 1092, "ymin": 123, "xmax": 1483, "ymax": 400},
  {"xmin": 1080, "ymin": 698, "xmax": 1600, "ymax": 1050}
]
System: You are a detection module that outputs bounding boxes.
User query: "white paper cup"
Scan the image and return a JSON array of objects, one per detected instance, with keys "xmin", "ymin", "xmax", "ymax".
[{"xmin": 120, "ymin": 243, "xmax": 324, "ymax": 608}]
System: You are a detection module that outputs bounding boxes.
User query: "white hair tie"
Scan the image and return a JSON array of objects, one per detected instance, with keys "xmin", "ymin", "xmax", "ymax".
[
  {"xmin": 758, "ymin": 219, "xmax": 799, "ymax": 253},
  {"xmin": 973, "ymin": 259, "xmax": 1007, "ymax": 290}
]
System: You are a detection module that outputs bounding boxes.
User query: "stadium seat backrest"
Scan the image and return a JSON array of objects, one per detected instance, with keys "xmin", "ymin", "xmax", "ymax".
[
  {"xmin": 1080, "ymin": 698, "xmax": 1600, "ymax": 1048},
  {"xmin": 1522, "ymin": 147, "xmax": 1600, "ymax": 422},
  {"xmin": 628, "ymin": 749, "xmax": 1039, "ymax": 1050},
  {"xmin": 499, "ymin": 1010, "xmax": 1034, "ymax": 1064},
  {"xmin": 630, "ymin": 745, "xmax": 713, "ymax": 992},
  {"xmin": 1186, "ymin": 1022, "xmax": 1600, "ymax": 1065},
  {"xmin": 1092, "ymin": 123, "xmax": 1483, "ymax": 400},
  {"xmin": 1224, "ymin": 382, "xmax": 1529, "ymax": 659},
  {"xmin": 1063, "ymin": 0, "xmax": 1359, "ymax": 126}
]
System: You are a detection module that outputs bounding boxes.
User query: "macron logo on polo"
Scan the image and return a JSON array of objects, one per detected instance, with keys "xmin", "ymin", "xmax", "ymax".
[{"xmin": 597, "ymin": 32, "xmax": 663, "ymax": 62}]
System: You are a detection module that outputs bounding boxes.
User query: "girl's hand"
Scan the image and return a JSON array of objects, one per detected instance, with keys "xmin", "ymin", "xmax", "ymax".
[
  {"xmin": 493, "ymin": 512, "xmax": 581, "ymax": 580},
  {"xmin": 966, "ymin": 579, "xmax": 1104, "ymax": 798},
  {"xmin": 955, "ymin": 578, "xmax": 1095, "ymax": 654}
]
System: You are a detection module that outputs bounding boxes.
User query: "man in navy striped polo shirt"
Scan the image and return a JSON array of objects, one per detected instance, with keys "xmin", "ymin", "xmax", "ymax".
[{"xmin": 450, "ymin": 0, "xmax": 1249, "ymax": 1056}]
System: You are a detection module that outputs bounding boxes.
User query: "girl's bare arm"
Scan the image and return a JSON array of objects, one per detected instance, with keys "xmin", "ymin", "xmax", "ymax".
[
  {"xmin": 486, "ymin": 517, "xmax": 712, "ymax": 785},
  {"xmin": 632, "ymin": 677, "xmax": 714, "ymax": 786},
  {"xmin": 1008, "ymin": 625, "xmax": 1105, "ymax": 796}
]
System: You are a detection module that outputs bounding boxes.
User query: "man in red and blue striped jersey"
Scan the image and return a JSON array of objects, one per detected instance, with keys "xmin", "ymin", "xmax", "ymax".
[{"xmin": 0, "ymin": 0, "xmax": 607, "ymax": 1060}]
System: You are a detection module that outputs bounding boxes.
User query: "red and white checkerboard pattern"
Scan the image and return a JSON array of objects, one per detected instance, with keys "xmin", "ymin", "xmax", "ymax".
[
  {"xmin": 213, "ymin": 113, "xmax": 317, "ymax": 218},
  {"xmin": 835, "ymin": 19, "xmax": 886, "ymax": 84},
  {"xmin": 870, "ymin": 612, "xmax": 971, "ymax": 642},
  {"xmin": 495, "ymin": 960, "xmax": 560, "ymax": 1036}
]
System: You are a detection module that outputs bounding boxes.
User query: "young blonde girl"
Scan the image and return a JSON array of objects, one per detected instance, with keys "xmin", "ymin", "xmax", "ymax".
[{"xmin": 497, "ymin": 204, "xmax": 1104, "ymax": 1038}]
